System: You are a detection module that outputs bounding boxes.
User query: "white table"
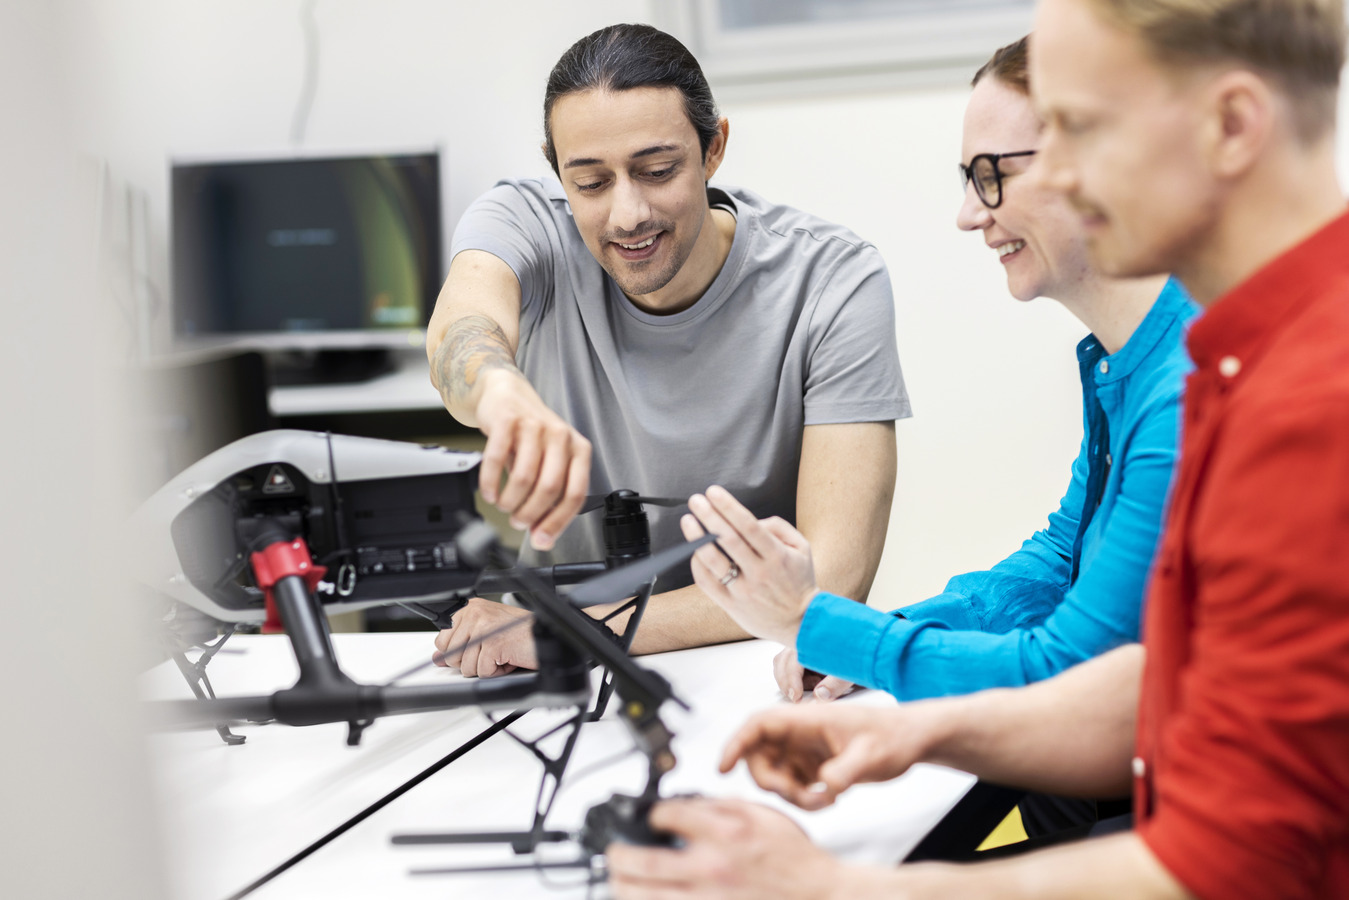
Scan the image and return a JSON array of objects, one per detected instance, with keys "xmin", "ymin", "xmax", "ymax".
[{"xmin": 143, "ymin": 634, "xmax": 975, "ymax": 899}]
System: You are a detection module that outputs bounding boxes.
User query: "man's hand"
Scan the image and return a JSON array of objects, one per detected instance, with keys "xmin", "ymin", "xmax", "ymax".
[
  {"xmin": 606, "ymin": 797, "xmax": 839, "ymax": 900},
  {"xmin": 473, "ymin": 368, "xmax": 591, "ymax": 552},
  {"xmin": 720, "ymin": 704, "xmax": 934, "ymax": 811},
  {"xmin": 773, "ymin": 646, "xmax": 856, "ymax": 703},
  {"xmin": 431, "ymin": 597, "xmax": 537, "ymax": 676},
  {"xmin": 679, "ymin": 486, "xmax": 819, "ymax": 646}
]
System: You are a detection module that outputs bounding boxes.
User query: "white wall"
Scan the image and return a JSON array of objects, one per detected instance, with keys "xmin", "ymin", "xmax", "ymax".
[{"xmin": 71, "ymin": 0, "xmax": 1349, "ymax": 609}]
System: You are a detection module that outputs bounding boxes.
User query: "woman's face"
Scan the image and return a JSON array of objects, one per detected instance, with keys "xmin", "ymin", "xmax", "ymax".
[{"xmin": 956, "ymin": 76, "xmax": 1093, "ymax": 302}]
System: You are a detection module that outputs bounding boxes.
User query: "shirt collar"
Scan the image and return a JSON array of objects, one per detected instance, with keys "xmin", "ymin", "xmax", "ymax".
[
  {"xmin": 1077, "ymin": 276, "xmax": 1196, "ymax": 380},
  {"xmin": 1187, "ymin": 207, "xmax": 1349, "ymax": 376}
]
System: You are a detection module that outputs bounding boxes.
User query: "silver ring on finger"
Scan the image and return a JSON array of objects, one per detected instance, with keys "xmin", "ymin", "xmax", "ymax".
[{"xmin": 719, "ymin": 564, "xmax": 741, "ymax": 586}]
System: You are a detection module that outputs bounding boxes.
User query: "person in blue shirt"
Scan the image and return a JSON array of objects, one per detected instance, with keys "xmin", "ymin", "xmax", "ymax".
[{"xmin": 679, "ymin": 36, "xmax": 1196, "ymax": 836}]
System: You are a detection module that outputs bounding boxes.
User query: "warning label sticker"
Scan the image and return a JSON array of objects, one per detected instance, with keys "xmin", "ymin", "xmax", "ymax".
[{"xmin": 262, "ymin": 465, "xmax": 295, "ymax": 494}]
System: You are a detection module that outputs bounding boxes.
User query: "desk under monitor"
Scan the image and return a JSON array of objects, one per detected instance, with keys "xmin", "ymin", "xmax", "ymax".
[
  {"xmin": 268, "ymin": 348, "xmax": 469, "ymax": 442},
  {"xmin": 143, "ymin": 634, "xmax": 976, "ymax": 899}
]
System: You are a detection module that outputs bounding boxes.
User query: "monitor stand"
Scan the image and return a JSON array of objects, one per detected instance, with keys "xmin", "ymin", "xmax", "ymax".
[{"xmin": 267, "ymin": 348, "xmax": 396, "ymax": 386}]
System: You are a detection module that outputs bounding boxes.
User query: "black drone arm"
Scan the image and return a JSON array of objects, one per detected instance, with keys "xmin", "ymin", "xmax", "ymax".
[
  {"xmin": 154, "ymin": 518, "xmax": 711, "ymax": 743},
  {"xmin": 451, "ymin": 518, "xmax": 692, "ymax": 713}
]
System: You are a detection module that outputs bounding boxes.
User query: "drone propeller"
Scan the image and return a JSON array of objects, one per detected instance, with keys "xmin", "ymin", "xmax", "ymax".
[
  {"xmin": 579, "ymin": 490, "xmax": 687, "ymax": 516},
  {"xmin": 568, "ymin": 533, "xmax": 717, "ymax": 609},
  {"xmin": 410, "ymin": 859, "xmax": 592, "ymax": 876}
]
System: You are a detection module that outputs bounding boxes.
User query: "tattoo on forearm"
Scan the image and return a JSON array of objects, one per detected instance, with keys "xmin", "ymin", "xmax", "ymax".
[{"xmin": 434, "ymin": 315, "xmax": 522, "ymax": 407}]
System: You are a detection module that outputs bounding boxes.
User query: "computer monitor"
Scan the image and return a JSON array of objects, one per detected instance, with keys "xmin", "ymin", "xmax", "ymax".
[{"xmin": 170, "ymin": 151, "xmax": 442, "ymax": 354}]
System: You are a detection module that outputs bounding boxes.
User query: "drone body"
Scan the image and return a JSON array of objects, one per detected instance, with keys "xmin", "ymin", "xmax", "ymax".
[
  {"xmin": 134, "ymin": 429, "xmax": 705, "ymax": 878},
  {"xmin": 131, "ymin": 430, "xmax": 482, "ymax": 623}
]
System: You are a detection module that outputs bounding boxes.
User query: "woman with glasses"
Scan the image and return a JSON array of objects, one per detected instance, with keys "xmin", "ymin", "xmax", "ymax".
[{"xmin": 678, "ymin": 36, "xmax": 1197, "ymax": 839}]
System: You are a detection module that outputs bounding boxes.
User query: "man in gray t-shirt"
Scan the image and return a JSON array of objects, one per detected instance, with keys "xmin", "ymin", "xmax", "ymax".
[{"xmin": 428, "ymin": 24, "xmax": 908, "ymax": 676}]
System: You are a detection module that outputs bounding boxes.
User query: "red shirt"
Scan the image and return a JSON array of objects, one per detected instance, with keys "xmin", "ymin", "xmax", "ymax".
[{"xmin": 1136, "ymin": 209, "xmax": 1349, "ymax": 900}]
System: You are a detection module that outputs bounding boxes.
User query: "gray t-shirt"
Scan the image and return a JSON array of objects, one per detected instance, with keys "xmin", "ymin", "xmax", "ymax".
[{"xmin": 452, "ymin": 177, "xmax": 909, "ymax": 588}]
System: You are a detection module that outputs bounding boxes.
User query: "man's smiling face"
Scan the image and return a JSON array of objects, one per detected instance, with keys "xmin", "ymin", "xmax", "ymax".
[{"xmin": 550, "ymin": 86, "xmax": 723, "ymax": 307}]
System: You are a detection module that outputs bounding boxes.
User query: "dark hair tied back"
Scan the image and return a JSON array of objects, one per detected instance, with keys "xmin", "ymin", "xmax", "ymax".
[{"xmin": 543, "ymin": 24, "xmax": 721, "ymax": 174}]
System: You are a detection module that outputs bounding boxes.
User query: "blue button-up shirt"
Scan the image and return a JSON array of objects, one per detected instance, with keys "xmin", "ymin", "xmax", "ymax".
[{"xmin": 798, "ymin": 279, "xmax": 1197, "ymax": 700}]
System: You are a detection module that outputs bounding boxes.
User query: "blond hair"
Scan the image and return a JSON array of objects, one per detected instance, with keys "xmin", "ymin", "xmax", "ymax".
[{"xmin": 1084, "ymin": 0, "xmax": 1345, "ymax": 140}]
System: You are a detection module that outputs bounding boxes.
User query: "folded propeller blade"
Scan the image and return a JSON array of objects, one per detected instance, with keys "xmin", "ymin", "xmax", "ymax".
[
  {"xmin": 568, "ymin": 534, "xmax": 717, "ymax": 609},
  {"xmin": 629, "ymin": 495, "xmax": 685, "ymax": 507},
  {"xmin": 410, "ymin": 858, "xmax": 592, "ymax": 876}
]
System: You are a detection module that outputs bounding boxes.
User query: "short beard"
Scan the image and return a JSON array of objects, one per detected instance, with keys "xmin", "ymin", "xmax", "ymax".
[
  {"xmin": 602, "ymin": 250, "xmax": 683, "ymax": 297},
  {"xmin": 600, "ymin": 218, "xmax": 698, "ymax": 299}
]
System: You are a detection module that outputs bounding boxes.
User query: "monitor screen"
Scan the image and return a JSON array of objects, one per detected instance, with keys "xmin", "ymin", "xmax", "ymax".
[{"xmin": 171, "ymin": 152, "xmax": 442, "ymax": 348}]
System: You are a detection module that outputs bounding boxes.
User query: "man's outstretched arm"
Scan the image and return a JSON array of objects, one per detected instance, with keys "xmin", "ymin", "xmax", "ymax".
[
  {"xmin": 427, "ymin": 249, "xmax": 591, "ymax": 550},
  {"xmin": 723, "ymin": 643, "xmax": 1143, "ymax": 807},
  {"xmin": 846, "ymin": 832, "xmax": 1189, "ymax": 900}
]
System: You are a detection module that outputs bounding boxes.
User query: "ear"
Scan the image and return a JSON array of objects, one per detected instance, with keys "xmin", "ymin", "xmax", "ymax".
[
  {"xmin": 703, "ymin": 117, "xmax": 731, "ymax": 181},
  {"xmin": 1204, "ymin": 69, "xmax": 1273, "ymax": 180}
]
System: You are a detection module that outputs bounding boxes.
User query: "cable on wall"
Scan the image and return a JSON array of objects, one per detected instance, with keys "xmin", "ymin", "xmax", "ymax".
[{"xmin": 290, "ymin": 0, "xmax": 320, "ymax": 147}]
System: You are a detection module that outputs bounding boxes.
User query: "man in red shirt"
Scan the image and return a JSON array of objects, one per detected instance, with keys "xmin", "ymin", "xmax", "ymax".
[{"xmin": 605, "ymin": 1, "xmax": 1349, "ymax": 898}]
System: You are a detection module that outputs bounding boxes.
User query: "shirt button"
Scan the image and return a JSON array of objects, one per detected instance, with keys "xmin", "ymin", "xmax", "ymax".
[
  {"xmin": 1132, "ymin": 756, "xmax": 1147, "ymax": 779},
  {"xmin": 1219, "ymin": 355, "xmax": 1242, "ymax": 377},
  {"xmin": 1099, "ymin": 360, "xmax": 1110, "ymax": 375}
]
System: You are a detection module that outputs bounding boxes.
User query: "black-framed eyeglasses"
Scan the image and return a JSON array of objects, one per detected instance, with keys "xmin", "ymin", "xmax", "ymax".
[{"xmin": 958, "ymin": 150, "xmax": 1038, "ymax": 209}]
